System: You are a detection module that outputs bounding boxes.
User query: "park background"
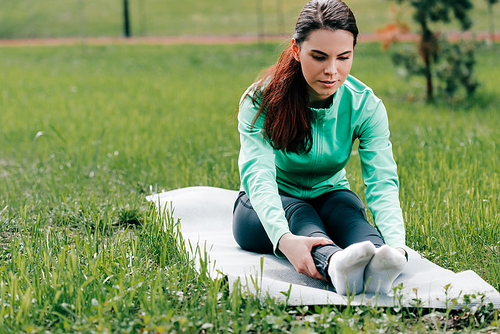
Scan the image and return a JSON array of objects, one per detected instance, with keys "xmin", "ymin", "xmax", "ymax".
[
  {"xmin": 1, "ymin": 0, "xmax": 499, "ymax": 332},
  {"xmin": 0, "ymin": 0, "xmax": 498, "ymax": 39}
]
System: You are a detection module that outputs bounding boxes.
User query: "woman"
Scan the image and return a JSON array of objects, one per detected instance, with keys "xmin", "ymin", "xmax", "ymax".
[{"xmin": 233, "ymin": 0, "xmax": 407, "ymax": 295}]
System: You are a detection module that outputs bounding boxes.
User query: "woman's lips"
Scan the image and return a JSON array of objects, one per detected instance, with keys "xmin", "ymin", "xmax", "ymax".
[{"xmin": 320, "ymin": 80, "xmax": 336, "ymax": 88}]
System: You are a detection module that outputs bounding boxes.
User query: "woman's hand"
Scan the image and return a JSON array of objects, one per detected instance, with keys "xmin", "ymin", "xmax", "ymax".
[{"xmin": 278, "ymin": 233, "xmax": 333, "ymax": 281}]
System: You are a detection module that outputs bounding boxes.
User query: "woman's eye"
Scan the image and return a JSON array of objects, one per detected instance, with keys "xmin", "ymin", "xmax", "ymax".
[
  {"xmin": 312, "ymin": 55, "xmax": 325, "ymax": 61},
  {"xmin": 338, "ymin": 57, "xmax": 350, "ymax": 61}
]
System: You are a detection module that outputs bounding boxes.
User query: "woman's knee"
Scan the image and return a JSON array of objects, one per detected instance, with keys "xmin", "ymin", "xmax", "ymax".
[
  {"xmin": 232, "ymin": 192, "xmax": 273, "ymax": 254},
  {"xmin": 318, "ymin": 189, "xmax": 367, "ymax": 219},
  {"xmin": 282, "ymin": 199, "xmax": 316, "ymax": 222},
  {"xmin": 282, "ymin": 197, "xmax": 327, "ymax": 237}
]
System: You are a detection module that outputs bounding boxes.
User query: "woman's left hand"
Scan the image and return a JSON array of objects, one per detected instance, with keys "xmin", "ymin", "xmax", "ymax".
[{"xmin": 278, "ymin": 233, "xmax": 333, "ymax": 281}]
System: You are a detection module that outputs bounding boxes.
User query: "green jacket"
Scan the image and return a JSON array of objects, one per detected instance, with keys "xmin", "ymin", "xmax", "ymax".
[{"xmin": 238, "ymin": 75, "xmax": 405, "ymax": 256}]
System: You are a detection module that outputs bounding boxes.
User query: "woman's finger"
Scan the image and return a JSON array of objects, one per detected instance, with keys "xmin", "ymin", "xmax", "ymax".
[
  {"xmin": 302, "ymin": 239, "xmax": 330, "ymax": 281},
  {"xmin": 279, "ymin": 234, "xmax": 331, "ymax": 281},
  {"xmin": 308, "ymin": 237, "xmax": 333, "ymax": 248}
]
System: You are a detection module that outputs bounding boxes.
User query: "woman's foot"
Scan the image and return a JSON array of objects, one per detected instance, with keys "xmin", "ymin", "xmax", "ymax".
[
  {"xmin": 328, "ymin": 241, "xmax": 376, "ymax": 295},
  {"xmin": 364, "ymin": 245, "xmax": 407, "ymax": 294}
]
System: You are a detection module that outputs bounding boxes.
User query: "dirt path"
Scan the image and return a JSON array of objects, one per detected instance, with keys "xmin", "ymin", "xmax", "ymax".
[{"xmin": 0, "ymin": 32, "xmax": 498, "ymax": 47}]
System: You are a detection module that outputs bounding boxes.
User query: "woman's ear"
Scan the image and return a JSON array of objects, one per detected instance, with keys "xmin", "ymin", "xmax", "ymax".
[{"xmin": 292, "ymin": 39, "xmax": 300, "ymax": 62}]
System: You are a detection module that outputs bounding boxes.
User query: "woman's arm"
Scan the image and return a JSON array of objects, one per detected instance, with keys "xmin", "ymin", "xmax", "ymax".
[
  {"xmin": 238, "ymin": 91, "xmax": 290, "ymax": 254},
  {"xmin": 238, "ymin": 90, "xmax": 331, "ymax": 279},
  {"xmin": 357, "ymin": 97, "xmax": 406, "ymax": 250}
]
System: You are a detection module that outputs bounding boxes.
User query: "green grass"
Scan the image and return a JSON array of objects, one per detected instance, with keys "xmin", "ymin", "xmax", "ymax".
[
  {"xmin": 0, "ymin": 42, "xmax": 499, "ymax": 332},
  {"xmin": 0, "ymin": 0, "xmax": 496, "ymax": 38}
]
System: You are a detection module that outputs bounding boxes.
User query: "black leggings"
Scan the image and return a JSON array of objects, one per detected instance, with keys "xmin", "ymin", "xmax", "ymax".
[{"xmin": 232, "ymin": 189, "xmax": 385, "ymax": 281}]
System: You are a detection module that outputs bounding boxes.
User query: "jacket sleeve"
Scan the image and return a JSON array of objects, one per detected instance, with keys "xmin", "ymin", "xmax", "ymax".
[
  {"xmin": 237, "ymin": 89, "xmax": 290, "ymax": 256},
  {"xmin": 357, "ymin": 97, "xmax": 406, "ymax": 249}
]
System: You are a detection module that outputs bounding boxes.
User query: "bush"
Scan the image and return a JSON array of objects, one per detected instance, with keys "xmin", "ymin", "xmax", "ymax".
[{"xmin": 391, "ymin": 37, "xmax": 480, "ymax": 99}]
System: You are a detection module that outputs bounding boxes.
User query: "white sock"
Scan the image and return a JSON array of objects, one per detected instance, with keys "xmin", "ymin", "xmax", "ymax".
[
  {"xmin": 328, "ymin": 241, "xmax": 376, "ymax": 295},
  {"xmin": 364, "ymin": 245, "xmax": 407, "ymax": 294}
]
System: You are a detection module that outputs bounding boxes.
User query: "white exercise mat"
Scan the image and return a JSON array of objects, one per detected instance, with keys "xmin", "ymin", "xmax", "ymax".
[{"xmin": 146, "ymin": 186, "xmax": 500, "ymax": 308}]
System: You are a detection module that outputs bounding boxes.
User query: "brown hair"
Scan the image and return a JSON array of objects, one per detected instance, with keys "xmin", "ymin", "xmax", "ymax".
[{"xmin": 251, "ymin": 0, "xmax": 358, "ymax": 154}]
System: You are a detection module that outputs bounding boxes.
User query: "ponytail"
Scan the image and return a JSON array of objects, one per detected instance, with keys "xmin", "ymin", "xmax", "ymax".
[{"xmin": 252, "ymin": 44, "xmax": 312, "ymax": 154}]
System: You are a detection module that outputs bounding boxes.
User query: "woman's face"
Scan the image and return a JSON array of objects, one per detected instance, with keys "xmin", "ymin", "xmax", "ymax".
[{"xmin": 293, "ymin": 29, "xmax": 354, "ymax": 106}]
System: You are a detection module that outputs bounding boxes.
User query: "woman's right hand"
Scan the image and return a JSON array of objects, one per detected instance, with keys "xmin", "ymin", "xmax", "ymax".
[{"xmin": 278, "ymin": 233, "xmax": 333, "ymax": 281}]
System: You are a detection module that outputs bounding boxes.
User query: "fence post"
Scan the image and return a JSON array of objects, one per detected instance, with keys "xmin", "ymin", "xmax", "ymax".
[
  {"xmin": 123, "ymin": 0, "xmax": 131, "ymax": 37},
  {"xmin": 276, "ymin": 0, "xmax": 285, "ymax": 35},
  {"xmin": 139, "ymin": 0, "xmax": 147, "ymax": 36},
  {"xmin": 256, "ymin": 0, "xmax": 265, "ymax": 44},
  {"xmin": 27, "ymin": 0, "xmax": 34, "ymax": 37},
  {"xmin": 78, "ymin": 0, "xmax": 86, "ymax": 39}
]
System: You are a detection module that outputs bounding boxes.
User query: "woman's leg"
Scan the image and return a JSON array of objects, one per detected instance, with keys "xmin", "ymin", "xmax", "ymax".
[
  {"xmin": 232, "ymin": 191, "xmax": 402, "ymax": 294},
  {"xmin": 232, "ymin": 191, "xmax": 341, "ymax": 279},
  {"xmin": 304, "ymin": 190, "xmax": 382, "ymax": 294},
  {"xmin": 310, "ymin": 190, "xmax": 405, "ymax": 294},
  {"xmin": 232, "ymin": 191, "xmax": 274, "ymax": 254},
  {"xmin": 280, "ymin": 194, "xmax": 341, "ymax": 280},
  {"xmin": 310, "ymin": 189, "xmax": 384, "ymax": 248}
]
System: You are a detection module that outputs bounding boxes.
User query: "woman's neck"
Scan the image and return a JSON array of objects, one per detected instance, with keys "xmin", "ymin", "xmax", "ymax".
[{"xmin": 309, "ymin": 94, "xmax": 334, "ymax": 109}]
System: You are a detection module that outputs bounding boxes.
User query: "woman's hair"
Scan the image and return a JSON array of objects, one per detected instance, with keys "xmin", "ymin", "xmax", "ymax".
[{"xmin": 251, "ymin": 0, "xmax": 358, "ymax": 154}]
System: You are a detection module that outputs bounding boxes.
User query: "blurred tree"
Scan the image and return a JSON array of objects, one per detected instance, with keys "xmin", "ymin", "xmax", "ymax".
[
  {"xmin": 379, "ymin": 0, "xmax": 478, "ymax": 101},
  {"xmin": 376, "ymin": 5, "xmax": 410, "ymax": 50},
  {"xmin": 390, "ymin": 0, "xmax": 474, "ymax": 101}
]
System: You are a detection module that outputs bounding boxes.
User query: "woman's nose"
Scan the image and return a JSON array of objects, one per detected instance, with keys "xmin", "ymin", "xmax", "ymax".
[{"xmin": 324, "ymin": 61, "xmax": 338, "ymax": 75}]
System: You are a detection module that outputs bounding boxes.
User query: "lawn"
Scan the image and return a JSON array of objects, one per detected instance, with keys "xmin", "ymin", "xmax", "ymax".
[
  {"xmin": 0, "ymin": 0, "xmax": 496, "ymax": 38},
  {"xmin": 0, "ymin": 41, "xmax": 499, "ymax": 332}
]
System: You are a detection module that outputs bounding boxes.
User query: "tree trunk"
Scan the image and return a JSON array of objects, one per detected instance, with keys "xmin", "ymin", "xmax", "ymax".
[
  {"xmin": 423, "ymin": 51, "xmax": 433, "ymax": 101},
  {"xmin": 419, "ymin": 21, "xmax": 434, "ymax": 101}
]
